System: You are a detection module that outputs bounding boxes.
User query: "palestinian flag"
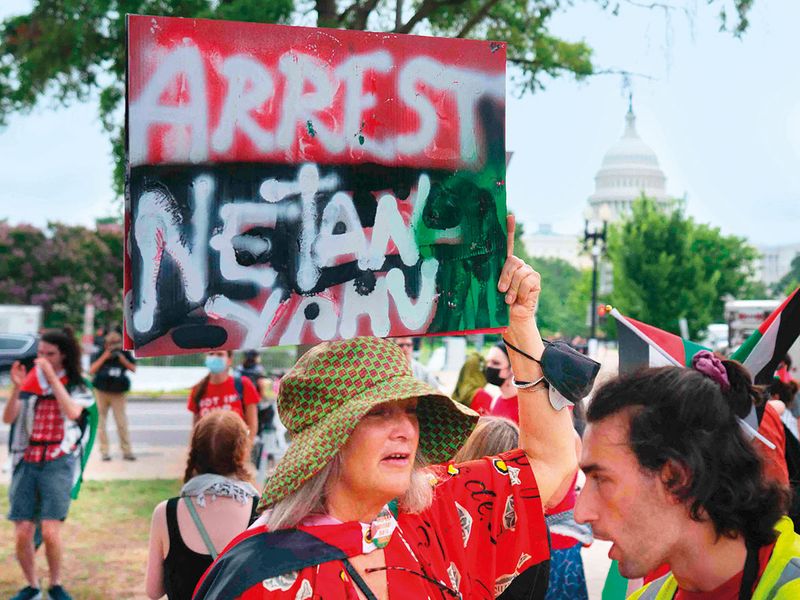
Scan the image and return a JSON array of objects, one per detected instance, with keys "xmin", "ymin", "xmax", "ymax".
[
  {"xmin": 730, "ymin": 287, "xmax": 800, "ymax": 384},
  {"xmin": 602, "ymin": 560, "xmax": 628, "ymax": 600},
  {"xmin": 611, "ymin": 308, "xmax": 710, "ymax": 374}
]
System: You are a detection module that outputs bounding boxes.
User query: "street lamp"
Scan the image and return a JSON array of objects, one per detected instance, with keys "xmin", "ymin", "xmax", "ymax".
[{"xmin": 583, "ymin": 204, "xmax": 611, "ymax": 349}]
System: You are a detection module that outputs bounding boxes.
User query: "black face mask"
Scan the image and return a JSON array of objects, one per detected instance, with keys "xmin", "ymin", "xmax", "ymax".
[
  {"xmin": 484, "ymin": 366, "xmax": 507, "ymax": 387},
  {"xmin": 539, "ymin": 341, "xmax": 601, "ymax": 404}
]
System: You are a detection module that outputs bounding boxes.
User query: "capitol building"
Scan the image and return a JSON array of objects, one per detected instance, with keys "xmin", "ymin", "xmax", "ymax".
[
  {"xmin": 586, "ymin": 102, "xmax": 680, "ymax": 223},
  {"xmin": 522, "ymin": 102, "xmax": 795, "ymax": 290},
  {"xmin": 523, "ymin": 101, "xmax": 682, "ymax": 268}
]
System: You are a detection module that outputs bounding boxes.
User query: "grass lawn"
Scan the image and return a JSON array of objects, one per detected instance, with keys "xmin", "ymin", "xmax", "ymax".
[{"xmin": 0, "ymin": 479, "xmax": 180, "ymax": 599}]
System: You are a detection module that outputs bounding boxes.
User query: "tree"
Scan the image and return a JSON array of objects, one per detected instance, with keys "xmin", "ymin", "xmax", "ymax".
[
  {"xmin": 773, "ymin": 253, "xmax": 800, "ymax": 298},
  {"xmin": 0, "ymin": 221, "xmax": 124, "ymax": 328},
  {"xmin": 511, "ymin": 218, "xmax": 588, "ymax": 338},
  {"xmin": 691, "ymin": 222, "xmax": 765, "ymax": 316},
  {"xmin": 607, "ymin": 197, "xmax": 762, "ymax": 339},
  {"xmin": 535, "ymin": 257, "xmax": 590, "ymax": 338},
  {"xmin": 0, "ymin": 1, "xmax": 754, "ymax": 195}
]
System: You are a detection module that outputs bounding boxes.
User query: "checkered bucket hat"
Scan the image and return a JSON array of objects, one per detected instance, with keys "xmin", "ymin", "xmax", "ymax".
[{"xmin": 260, "ymin": 336, "xmax": 478, "ymax": 509}]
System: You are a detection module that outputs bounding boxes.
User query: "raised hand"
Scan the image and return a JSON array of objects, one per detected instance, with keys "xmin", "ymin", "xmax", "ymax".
[
  {"xmin": 10, "ymin": 361, "xmax": 27, "ymax": 388},
  {"xmin": 497, "ymin": 214, "xmax": 541, "ymax": 325},
  {"xmin": 34, "ymin": 357, "xmax": 58, "ymax": 382}
]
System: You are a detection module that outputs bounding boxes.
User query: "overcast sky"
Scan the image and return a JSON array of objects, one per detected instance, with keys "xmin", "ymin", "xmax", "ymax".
[{"xmin": 1, "ymin": 0, "xmax": 799, "ymax": 247}]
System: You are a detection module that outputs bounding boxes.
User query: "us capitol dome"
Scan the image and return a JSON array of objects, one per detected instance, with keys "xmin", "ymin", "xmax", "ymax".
[
  {"xmin": 523, "ymin": 99, "xmax": 682, "ymax": 267},
  {"xmin": 587, "ymin": 99, "xmax": 678, "ymax": 222}
]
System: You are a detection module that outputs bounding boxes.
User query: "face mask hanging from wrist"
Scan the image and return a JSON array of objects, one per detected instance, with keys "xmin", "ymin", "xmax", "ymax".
[{"xmin": 538, "ymin": 341, "xmax": 601, "ymax": 404}]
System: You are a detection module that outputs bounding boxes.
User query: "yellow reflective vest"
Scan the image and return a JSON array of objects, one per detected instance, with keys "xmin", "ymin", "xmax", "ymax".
[{"xmin": 628, "ymin": 517, "xmax": 800, "ymax": 600}]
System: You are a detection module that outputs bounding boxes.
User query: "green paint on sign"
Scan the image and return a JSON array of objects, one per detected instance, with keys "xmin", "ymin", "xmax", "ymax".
[
  {"xmin": 358, "ymin": 135, "xmax": 365, "ymax": 145},
  {"xmin": 306, "ymin": 120, "xmax": 316, "ymax": 137}
]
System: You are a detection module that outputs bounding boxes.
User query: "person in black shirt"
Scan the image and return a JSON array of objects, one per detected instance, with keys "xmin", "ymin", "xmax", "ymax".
[
  {"xmin": 88, "ymin": 331, "xmax": 137, "ymax": 461},
  {"xmin": 145, "ymin": 410, "xmax": 259, "ymax": 600}
]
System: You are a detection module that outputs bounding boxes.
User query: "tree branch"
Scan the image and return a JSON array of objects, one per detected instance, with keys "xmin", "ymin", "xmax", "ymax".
[
  {"xmin": 509, "ymin": 55, "xmax": 657, "ymax": 87},
  {"xmin": 315, "ymin": 0, "xmax": 339, "ymax": 28},
  {"xmin": 394, "ymin": 0, "xmax": 437, "ymax": 34},
  {"xmin": 350, "ymin": 0, "xmax": 382, "ymax": 30},
  {"xmin": 456, "ymin": 0, "xmax": 503, "ymax": 38},
  {"xmin": 337, "ymin": 1, "xmax": 359, "ymax": 25},
  {"xmin": 395, "ymin": 0, "xmax": 403, "ymax": 30},
  {"xmin": 620, "ymin": 0, "xmax": 691, "ymax": 20},
  {"xmin": 394, "ymin": 0, "xmax": 468, "ymax": 34}
]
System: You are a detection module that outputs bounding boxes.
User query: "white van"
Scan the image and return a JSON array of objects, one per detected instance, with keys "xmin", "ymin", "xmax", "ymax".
[{"xmin": 724, "ymin": 299, "xmax": 781, "ymax": 349}]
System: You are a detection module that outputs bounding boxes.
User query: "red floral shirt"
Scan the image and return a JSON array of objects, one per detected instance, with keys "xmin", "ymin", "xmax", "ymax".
[{"xmin": 195, "ymin": 449, "xmax": 550, "ymax": 599}]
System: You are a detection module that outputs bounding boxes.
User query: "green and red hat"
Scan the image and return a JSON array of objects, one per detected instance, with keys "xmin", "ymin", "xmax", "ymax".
[{"xmin": 259, "ymin": 336, "xmax": 478, "ymax": 509}]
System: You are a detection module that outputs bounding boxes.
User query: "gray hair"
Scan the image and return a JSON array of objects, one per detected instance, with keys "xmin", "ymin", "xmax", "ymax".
[{"xmin": 266, "ymin": 452, "xmax": 433, "ymax": 530}]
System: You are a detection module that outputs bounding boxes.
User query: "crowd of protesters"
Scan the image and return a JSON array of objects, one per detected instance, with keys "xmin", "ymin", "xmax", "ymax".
[{"xmin": 5, "ymin": 242, "xmax": 800, "ymax": 598}]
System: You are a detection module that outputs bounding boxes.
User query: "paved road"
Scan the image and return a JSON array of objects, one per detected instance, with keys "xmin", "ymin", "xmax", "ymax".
[{"xmin": 0, "ymin": 400, "xmax": 192, "ymax": 447}]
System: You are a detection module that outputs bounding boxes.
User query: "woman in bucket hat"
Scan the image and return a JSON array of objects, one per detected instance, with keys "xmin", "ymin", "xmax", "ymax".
[{"xmin": 193, "ymin": 217, "xmax": 596, "ymax": 600}]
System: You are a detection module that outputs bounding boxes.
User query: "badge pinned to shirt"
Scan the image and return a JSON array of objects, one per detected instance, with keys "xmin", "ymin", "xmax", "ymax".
[{"xmin": 362, "ymin": 504, "xmax": 398, "ymax": 553}]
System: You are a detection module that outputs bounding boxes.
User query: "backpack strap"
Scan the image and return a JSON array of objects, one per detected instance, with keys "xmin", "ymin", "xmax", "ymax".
[
  {"xmin": 248, "ymin": 497, "xmax": 260, "ymax": 526},
  {"xmin": 183, "ymin": 497, "xmax": 218, "ymax": 559},
  {"xmin": 233, "ymin": 374, "xmax": 245, "ymax": 415}
]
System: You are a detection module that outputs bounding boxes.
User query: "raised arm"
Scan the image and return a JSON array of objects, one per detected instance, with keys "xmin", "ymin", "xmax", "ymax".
[
  {"xmin": 88, "ymin": 350, "xmax": 110, "ymax": 375},
  {"xmin": 36, "ymin": 358, "xmax": 85, "ymax": 421},
  {"xmin": 118, "ymin": 351, "xmax": 137, "ymax": 373},
  {"xmin": 2, "ymin": 361, "xmax": 26, "ymax": 424},
  {"xmin": 498, "ymin": 215, "xmax": 578, "ymax": 509}
]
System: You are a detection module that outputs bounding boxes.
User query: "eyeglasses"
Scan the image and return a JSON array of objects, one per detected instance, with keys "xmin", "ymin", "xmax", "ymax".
[{"xmin": 396, "ymin": 343, "xmax": 414, "ymax": 349}]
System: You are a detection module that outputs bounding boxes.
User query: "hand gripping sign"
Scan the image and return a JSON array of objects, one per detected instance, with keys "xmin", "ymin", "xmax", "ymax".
[{"xmin": 125, "ymin": 15, "xmax": 508, "ymax": 355}]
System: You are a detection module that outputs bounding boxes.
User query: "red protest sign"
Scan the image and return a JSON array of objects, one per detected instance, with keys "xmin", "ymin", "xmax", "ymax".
[{"xmin": 125, "ymin": 15, "xmax": 507, "ymax": 355}]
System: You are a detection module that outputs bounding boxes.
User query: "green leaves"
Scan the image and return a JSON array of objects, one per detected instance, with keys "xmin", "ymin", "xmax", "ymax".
[
  {"xmin": 773, "ymin": 253, "xmax": 800, "ymax": 298},
  {"xmin": 0, "ymin": 221, "xmax": 124, "ymax": 328},
  {"xmin": 607, "ymin": 196, "xmax": 762, "ymax": 339},
  {"xmin": 511, "ymin": 217, "xmax": 588, "ymax": 337},
  {"xmin": 0, "ymin": 0, "xmax": 757, "ymax": 198}
]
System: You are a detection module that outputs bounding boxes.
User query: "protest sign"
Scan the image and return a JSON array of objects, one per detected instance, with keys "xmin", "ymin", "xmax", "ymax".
[{"xmin": 125, "ymin": 15, "xmax": 507, "ymax": 355}]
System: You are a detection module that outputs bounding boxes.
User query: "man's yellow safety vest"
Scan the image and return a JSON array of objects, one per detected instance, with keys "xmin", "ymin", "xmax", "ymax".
[{"xmin": 628, "ymin": 517, "xmax": 800, "ymax": 599}]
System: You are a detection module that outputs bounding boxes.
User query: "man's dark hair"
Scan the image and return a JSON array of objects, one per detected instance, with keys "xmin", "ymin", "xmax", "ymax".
[{"xmin": 587, "ymin": 366, "xmax": 790, "ymax": 548}]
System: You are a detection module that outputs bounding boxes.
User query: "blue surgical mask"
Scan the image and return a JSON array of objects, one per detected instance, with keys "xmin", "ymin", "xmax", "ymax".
[{"xmin": 205, "ymin": 356, "xmax": 227, "ymax": 374}]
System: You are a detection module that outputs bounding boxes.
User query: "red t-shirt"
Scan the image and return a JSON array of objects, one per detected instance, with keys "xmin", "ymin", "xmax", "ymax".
[
  {"xmin": 673, "ymin": 542, "xmax": 775, "ymax": 600},
  {"xmin": 187, "ymin": 376, "xmax": 259, "ymax": 419},
  {"xmin": 471, "ymin": 389, "xmax": 519, "ymax": 423},
  {"xmin": 547, "ymin": 472, "xmax": 580, "ymax": 550},
  {"xmin": 195, "ymin": 449, "xmax": 550, "ymax": 599},
  {"xmin": 757, "ymin": 403, "xmax": 789, "ymax": 487}
]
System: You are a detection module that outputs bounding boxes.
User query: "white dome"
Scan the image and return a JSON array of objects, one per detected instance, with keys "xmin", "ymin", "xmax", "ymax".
[
  {"xmin": 588, "ymin": 104, "xmax": 672, "ymax": 221},
  {"xmin": 600, "ymin": 111, "xmax": 661, "ymax": 168}
]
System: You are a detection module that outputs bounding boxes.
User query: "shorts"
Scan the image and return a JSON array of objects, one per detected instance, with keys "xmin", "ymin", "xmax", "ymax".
[{"xmin": 8, "ymin": 453, "xmax": 77, "ymax": 522}]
